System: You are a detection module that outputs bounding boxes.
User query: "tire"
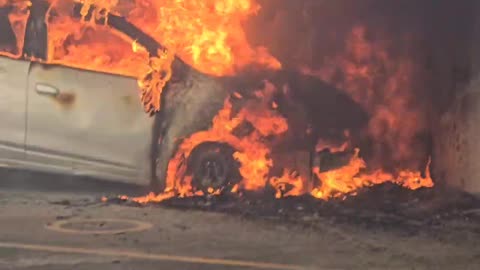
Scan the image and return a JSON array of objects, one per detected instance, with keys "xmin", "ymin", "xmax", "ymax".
[{"xmin": 186, "ymin": 142, "xmax": 242, "ymax": 194}]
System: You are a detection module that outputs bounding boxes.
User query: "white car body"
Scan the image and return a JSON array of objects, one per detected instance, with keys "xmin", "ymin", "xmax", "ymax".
[{"xmin": 0, "ymin": 56, "xmax": 154, "ymax": 185}]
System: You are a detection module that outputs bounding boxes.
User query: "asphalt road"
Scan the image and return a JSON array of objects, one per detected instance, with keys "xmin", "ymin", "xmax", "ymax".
[{"xmin": 0, "ymin": 169, "xmax": 479, "ymax": 270}]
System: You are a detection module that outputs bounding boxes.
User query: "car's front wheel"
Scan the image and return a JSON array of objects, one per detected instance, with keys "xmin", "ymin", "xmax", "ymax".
[{"xmin": 186, "ymin": 142, "xmax": 242, "ymax": 194}]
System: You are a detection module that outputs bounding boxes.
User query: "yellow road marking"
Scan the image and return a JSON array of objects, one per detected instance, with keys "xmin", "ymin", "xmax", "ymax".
[{"xmin": 0, "ymin": 242, "xmax": 306, "ymax": 270}]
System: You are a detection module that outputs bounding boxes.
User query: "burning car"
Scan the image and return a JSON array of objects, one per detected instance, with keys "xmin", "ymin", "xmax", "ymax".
[{"xmin": 1, "ymin": 0, "xmax": 439, "ymax": 203}]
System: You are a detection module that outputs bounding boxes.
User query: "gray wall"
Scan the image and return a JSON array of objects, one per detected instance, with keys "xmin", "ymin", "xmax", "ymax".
[{"xmin": 432, "ymin": 1, "xmax": 480, "ymax": 195}]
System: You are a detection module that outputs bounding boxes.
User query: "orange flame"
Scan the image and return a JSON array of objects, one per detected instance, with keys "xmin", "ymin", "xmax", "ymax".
[
  {"xmin": 270, "ymin": 169, "xmax": 306, "ymax": 198},
  {"xmin": 125, "ymin": 0, "xmax": 281, "ymax": 76},
  {"xmin": 311, "ymin": 150, "xmax": 433, "ymax": 200},
  {"xmin": 132, "ymin": 84, "xmax": 433, "ymax": 203},
  {"xmin": 303, "ymin": 26, "xmax": 428, "ymax": 169}
]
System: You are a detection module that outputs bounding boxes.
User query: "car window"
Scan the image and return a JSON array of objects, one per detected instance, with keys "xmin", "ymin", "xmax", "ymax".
[
  {"xmin": 0, "ymin": 1, "xmax": 148, "ymax": 77},
  {"xmin": 0, "ymin": 2, "xmax": 31, "ymax": 59},
  {"xmin": 0, "ymin": 6, "xmax": 19, "ymax": 56},
  {"xmin": 45, "ymin": 2, "xmax": 149, "ymax": 78}
]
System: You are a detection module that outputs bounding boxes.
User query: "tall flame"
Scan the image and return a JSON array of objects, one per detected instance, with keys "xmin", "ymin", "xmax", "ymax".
[
  {"xmin": 303, "ymin": 26, "xmax": 429, "ymax": 169},
  {"xmin": 126, "ymin": 0, "xmax": 280, "ymax": 76}
]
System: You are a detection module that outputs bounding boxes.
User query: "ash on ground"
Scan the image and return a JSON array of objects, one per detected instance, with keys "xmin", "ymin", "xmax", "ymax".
[{"xmin": 105, "ymin": 183, "xmax": 480, "ymax": 234}]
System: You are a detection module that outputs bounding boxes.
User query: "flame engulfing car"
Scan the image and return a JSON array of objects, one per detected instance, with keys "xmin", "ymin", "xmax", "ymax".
[
  {"xmin": 0, "ymin": 0, "xmax": 233, "ymax": 191},
  {"xmin": 0, "ymin": 1, "xmax": 367, "ymax": 194},
  {"xmin": 3, "ymin": 1, "xmax": 433, "ymax": 200}
]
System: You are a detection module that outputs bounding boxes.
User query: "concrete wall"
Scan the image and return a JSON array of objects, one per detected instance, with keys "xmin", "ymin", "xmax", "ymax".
[
  {"xmin": 432, "ymin": 2, "xmax": 480, "ymax": 196},
  {"xmin": 434, "ymin": 84, "xmax": 480, "ymax": 195}
]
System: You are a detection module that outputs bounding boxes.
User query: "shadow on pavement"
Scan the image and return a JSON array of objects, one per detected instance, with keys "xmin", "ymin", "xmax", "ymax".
[{"xmin": 0, "ymin": 168, "xmax": 146, "ymax": 196}]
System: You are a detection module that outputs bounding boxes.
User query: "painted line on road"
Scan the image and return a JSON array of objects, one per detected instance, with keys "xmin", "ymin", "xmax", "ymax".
[{"xmin": 0, "ymin": 242, "xmax": 306, "ymax": 270}]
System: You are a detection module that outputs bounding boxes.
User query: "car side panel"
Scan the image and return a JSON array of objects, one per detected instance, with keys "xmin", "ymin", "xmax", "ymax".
[
  {"xmin": 25, "ymin": 63, "xmax": 154, "ymax": 183},
  {"xmin": 0, "ymin": 56, "xmax": 30, "ymax": 164}
]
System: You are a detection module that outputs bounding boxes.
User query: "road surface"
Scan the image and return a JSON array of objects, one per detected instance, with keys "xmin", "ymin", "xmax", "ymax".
[{"xmin": 0, "ymin": 169, "xmax": 479, "ymax": 270}]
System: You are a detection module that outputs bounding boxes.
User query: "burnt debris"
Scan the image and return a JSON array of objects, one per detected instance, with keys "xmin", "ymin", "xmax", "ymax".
[{"xmin": 105, "ymin": 184, "xmax": 480, "ymax": 233}]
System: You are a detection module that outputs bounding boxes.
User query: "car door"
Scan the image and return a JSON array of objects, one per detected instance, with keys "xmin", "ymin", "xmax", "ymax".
[
  {"xmin": 21, "ymin": 1, "xmax": 154, "ymax": 183},
  {"xmin": 26, "ymin": 63, "xmax": 154, "ymax": 182},
  {"xmin": 0, "ymin": 56, "xmax": 30, "ymax": 165}
]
